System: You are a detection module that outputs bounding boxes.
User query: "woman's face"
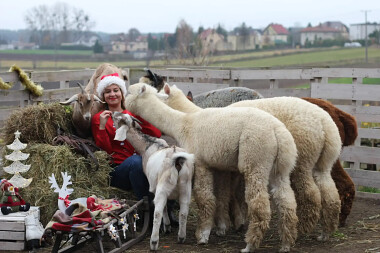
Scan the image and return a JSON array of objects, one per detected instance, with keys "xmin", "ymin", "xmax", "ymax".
[{"xmin": 103, "ymin": 84, "xmax": 123, "ymax": 107}]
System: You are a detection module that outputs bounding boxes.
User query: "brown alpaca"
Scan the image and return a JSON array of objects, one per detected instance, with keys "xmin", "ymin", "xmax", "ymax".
[{"xmin": 302, "ymin": 97, "xmax": 357, "ymax": 227}]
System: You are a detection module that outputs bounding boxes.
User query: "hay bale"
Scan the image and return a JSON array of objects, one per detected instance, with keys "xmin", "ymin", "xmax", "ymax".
[
  {"xmin": 1, "ymin": 103, "xmax": 136, "ymax": 226},
  {"xmin": 1, "ymin": 103, "xmax": 74, "ymax": 145},
  {"xmin": 2, "ymin": 143, "xmax": 130, "ymax": 226}
]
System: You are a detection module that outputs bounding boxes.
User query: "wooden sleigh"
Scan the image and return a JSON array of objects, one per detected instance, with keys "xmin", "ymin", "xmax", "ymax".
[{"xmin": 49, "ymin": 197, "xmax": 150, "ymax": 253}]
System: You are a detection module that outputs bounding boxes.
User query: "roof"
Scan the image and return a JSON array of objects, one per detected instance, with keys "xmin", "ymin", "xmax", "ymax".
[
  {"xmin": 300, "ymin": 25, "xmax": 341, "ymax": 33},
  {"xmin": 199, "ymin": 29, "xmax": 215, "ymax": 39},
  {"xmin": 268, "ymin": 24, "xmax": 289, "ymax": 35}
]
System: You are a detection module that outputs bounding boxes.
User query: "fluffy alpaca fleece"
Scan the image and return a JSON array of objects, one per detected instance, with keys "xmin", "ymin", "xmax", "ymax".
[
  {"xmin": 112, "ymin": 112, "xmax": 194, "ymax": 250},
  {"xmin": 162, "ymin": 84, "xmax": 342, "ymax": 241},
  {"xmin": 125, "ymin": 83, "xmax": 299, "ymax": 252},
  {"xmin": 303, "ymin": 97, "xmax": 357, "ymax": 227}
]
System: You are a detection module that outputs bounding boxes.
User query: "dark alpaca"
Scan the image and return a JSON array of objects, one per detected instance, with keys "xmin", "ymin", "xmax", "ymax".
[{"xmin": 303, "ymin": 97, "xmax": 357, "ymax": 227}]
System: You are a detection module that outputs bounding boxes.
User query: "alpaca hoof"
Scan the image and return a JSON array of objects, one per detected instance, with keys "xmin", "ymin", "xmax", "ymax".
[
  {"xmin": 197, "ymin": 238, "xmax": 208, "ymax": 244},
  {"xmin": 317, "ymin": 233, "xmax": 329, "ymax": 241},
  {"xmin": 196, "ymin": 228, "xmax": 210, "ymax": 244},
  {"xmin": 279, "ymin": 245, "xmax": 290, "ymax": 252},
  {"xmin": 178, "ymin": 237, "xmax": 185, "ymax": 243},
  {"xmin": 240, "ymin": 243, "xmax": 253, "ymax": 252},
  {"xmin": 164, "ymin": 224, "xmax": 172, "ymax": 234},
  {"xmin": 150, "ymin": 240, "xmax": 158, "ymax": 251},
  {"xmin": 215, "ymin": 227, "xmax": 226, "ymax": 236}
]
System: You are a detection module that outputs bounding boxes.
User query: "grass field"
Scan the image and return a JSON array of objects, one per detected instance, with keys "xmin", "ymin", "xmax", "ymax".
[
  {"xmin": 0, "ymin": 49, "xmax": 93, "ymax": 55},
  {"xmin": 1, "ymin": 47, "xmax": 380, "ymax": 70}
]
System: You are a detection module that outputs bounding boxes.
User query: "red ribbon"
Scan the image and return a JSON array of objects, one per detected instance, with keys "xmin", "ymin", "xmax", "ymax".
[
  {"xmin": 59, "ymin": 195, "xmax": 71, "ymax": 207},
  {"xmin": 100, "ymin": 73, "xmax": 119, "ymax": 80}
]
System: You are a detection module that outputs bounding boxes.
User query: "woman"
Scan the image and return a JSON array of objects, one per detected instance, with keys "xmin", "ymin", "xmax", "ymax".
[{"xmin": 91, "ymin": 72, "xmax": 161, "ymax": 200}]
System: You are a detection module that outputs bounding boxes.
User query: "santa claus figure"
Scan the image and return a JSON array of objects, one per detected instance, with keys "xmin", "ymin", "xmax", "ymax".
[{"xmin": 0, "ymin": 179, "xmax": 30, "ymax": 215}]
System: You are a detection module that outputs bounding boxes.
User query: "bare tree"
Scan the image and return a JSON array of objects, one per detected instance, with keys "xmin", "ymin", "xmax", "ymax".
[
  {"xmin": 24, "ymin": 2, "xmax": 95, "ymax": 47},
  {"xmin": 175, "ymin": 19, "xmax": 194, "ymax": 60}
]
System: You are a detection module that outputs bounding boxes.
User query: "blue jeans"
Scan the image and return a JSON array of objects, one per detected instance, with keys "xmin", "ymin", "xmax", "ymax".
[{"xmin": 110, "ymin": 155, "xmax": 149, "ymax": 200}]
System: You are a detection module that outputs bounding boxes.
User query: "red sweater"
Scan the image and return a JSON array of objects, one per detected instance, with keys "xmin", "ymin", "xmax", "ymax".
[{"xmin": 91, "ymin": 110, "xmax": 161, "ymax": 164}]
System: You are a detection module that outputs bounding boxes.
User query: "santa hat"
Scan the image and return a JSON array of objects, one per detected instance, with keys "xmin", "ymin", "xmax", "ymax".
[{"xmin": 96, "ymin": 73, "xmax": 127, "ymax": 98}]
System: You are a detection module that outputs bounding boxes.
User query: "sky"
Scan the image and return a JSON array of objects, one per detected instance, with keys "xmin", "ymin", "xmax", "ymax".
[{"xmin": 0, "ymin": 0, "xmax": 379, "ymax": 34}]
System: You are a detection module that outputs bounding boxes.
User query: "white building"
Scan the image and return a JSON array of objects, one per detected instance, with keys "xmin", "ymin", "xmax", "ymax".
[{"xmin": 349, "ymin": 23, "xmax": 379, "ymax": 40}]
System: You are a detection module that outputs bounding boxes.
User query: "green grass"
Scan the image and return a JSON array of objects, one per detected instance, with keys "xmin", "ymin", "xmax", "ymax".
[
  {"xmin": 211, "ymin": 48, "xmax": 380, "ymax": 68},
  {"xmin": 0, "ymin": 49, "xmax": 93, "ymax": 55},
  {"xmin": 328, "ymin": 77, "xmax": 380, "ymax": 84},
  {"xmin": 358, "ymin": 186, "xmax": 380, "ymax": 193},
  {"xmin": 1, "ymin": 47, "xmax": 380, "ymax": 70}
]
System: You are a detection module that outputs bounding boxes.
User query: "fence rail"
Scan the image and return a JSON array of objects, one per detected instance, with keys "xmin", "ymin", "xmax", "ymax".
[{"xmin": 1, "ymin": 67, "xmax": 380, "ymax": 198}]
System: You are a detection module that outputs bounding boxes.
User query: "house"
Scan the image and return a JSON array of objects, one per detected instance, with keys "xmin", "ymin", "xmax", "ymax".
[
  {"xmin": 110, "ymin": 34, "xmax": 148, "ymax": 55},
  {"xmin": 300, "ymin": 22, "xmax": 349, "ymax": 46},
  {"xmin": 350, "ymin": 23, "xmax": 380, "ymax": 40},
  {"xmin": 227, "ymin": 28, "xmax": 261, "ymax": 51},
  {"xmin": 198, "ymin": 28, "xmax": 227, "ymax": 53},
  {"xmin": 262, "ymin": 23, "xmax": 289, "ymax": 46},
  {"xmin": 61, "ymin": 34, "xmax": 100, "ymax": 48}
]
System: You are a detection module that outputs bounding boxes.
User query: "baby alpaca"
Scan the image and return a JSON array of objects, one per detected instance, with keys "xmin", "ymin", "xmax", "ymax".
[{"xmin": 112, "ymin": 112, "xmax": 194, "ymax": 251}]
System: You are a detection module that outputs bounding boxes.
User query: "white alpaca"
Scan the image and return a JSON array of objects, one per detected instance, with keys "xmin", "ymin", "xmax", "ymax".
[
  {"xmin": 112, "ymin": 112, "xmax": 194, "ymax": 251},
  {"xmin": 125, "ymin": 83, "xmax": 298, "ymax": 253},
  {"xmin": 162, "ymin": 84, "xmax": 342, "ymax": 241}
]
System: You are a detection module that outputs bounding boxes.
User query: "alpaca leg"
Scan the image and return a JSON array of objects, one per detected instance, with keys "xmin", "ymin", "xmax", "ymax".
[
  {"xmin": 290, "ymin": 161, "xmax": 322, "ymax": 235},
  {"xmin": 313, "ymin": 168, "xmax": 341, "ymax": 241},
  {"xmin": 214, "ymin": 171, "xmax": 231, "ymax": 236},
  {"xmin": 331, "ymin": 160, "xmax": 355, "ymax": 227},
  {"xmin": 270, "ymin": 171, "xmax": 298, "ymax": 252},
  {"xmin": 193, "ymin": 165, "xmax": 215, "ymax": 244},
  {"xmin": 241, "ymin": 171, "xmax": 271, "ymax": 253},
  {"xmin": 230, "ymin": 173, "xmax": 246, "ymax": 230},
  {"xmin": 177, "ymin": 180, "xmax": 192, "ymax": 243}
]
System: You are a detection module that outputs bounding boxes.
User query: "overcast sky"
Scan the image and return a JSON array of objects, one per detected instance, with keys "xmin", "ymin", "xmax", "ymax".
[{"xmin": 1, "ymin": 0, "xmax": 379, "ymax": 34}]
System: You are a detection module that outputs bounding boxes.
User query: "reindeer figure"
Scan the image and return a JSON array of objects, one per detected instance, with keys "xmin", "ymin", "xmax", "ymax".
[{"xmin": 48, "ymin": 172, "xmax": 87, "ymax": 212}]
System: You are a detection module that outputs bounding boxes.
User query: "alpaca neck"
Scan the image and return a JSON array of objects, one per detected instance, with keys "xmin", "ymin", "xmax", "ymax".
[
  {"xmin": 136, "ymin": 95, "xmax": 185, "ymax": 141},
  {"xmin": 171, "ymin": 92, "xmax": 201, "ymax": 113}
]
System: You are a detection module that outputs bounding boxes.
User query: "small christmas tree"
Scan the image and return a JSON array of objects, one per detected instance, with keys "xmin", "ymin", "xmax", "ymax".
[{"xmin": 3, "ymin": 130, "xmax": 33, "ymax": 188}]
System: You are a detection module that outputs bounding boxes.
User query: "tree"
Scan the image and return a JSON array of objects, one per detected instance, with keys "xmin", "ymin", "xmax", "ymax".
[
  {"xmin": 369, "ymin": 29, "xmax": 380, "ymax": 44},
  {"xmin": 197, "ymin": 26, "xmax": 204, "ymax": 35},
  {"xmin": 127, "ymin": 28, "xmax": 141, "ymax": 42},
  {"xmin": 93, "ymin": 40, "xmax": 103, "ymax": 53},
  {"xmin": 175, "ymin": 19, "xmax": 194, "ymax": 59},
  {"xmin": 216, "ymin": 24, "xmax": 228, "ymax": 41},
  {"xmin": 24, "ymin": 2, "xmax": 95, "ymax": 47}
]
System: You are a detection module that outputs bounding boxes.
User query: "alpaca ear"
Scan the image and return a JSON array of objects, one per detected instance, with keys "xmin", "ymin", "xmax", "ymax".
[
  {"xmin": 187, "ymin": 91, "xmax": 193, "ymax": 101},
  {"xmin": 139, "ymin": 84, "xmax": 146, "ymax": 95},
  {"xmin": 163, "ymin": 83, "xmax": 170, "ymax": 95}
]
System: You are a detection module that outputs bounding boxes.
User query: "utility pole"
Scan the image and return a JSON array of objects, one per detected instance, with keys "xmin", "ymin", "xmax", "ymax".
[{"xmin": 362, "ymin": 10, "xmax": 370, "ymax": 63}]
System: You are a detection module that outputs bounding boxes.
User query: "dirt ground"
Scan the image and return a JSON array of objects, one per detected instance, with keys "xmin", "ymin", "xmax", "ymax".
[{"xmin": 19, "ymin": 196, "xmax": 380, "ymax": 253}]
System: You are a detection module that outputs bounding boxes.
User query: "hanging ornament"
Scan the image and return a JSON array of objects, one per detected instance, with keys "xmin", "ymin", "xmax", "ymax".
[{"xmin": 107, "ymin": 224, "xmax": 119, "ymax": 241}]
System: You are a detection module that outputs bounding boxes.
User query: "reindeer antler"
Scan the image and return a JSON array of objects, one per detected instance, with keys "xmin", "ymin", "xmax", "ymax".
[
  {"xmin": 48, "ymin": 173, "xmax": 60, "ymax": 193},
  {"xmin": 61, "ymin": 172, "xmax": 74, "ymax": 195}
]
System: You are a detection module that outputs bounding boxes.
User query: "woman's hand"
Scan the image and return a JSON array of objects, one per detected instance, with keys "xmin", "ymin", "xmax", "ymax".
[{"xmin": 99, "ymin": 110, "xmax": 113, "ymax": 130}]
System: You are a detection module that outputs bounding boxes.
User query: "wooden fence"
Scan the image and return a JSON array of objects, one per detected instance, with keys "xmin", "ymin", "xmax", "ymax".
[{"xmin": 1, "ymin": 67, "xmax": 380, "ymax": 198}]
